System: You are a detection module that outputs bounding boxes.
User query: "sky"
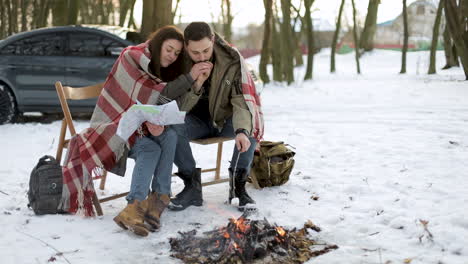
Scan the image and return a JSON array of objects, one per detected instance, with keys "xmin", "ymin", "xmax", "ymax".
[{"xmin": 134, "ymin": 0, "xmax": 425, "ymax": 29}]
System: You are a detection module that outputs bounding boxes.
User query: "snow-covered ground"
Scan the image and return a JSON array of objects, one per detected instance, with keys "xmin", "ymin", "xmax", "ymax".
[{"xmin": 1, "ymin": 50, "xmax": 467, "ymax": 264}]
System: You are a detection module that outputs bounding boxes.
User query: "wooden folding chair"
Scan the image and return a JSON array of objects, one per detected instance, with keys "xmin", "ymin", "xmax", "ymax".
[
  {"xmin": 55, "ymin": 81, "xmax": 108, "ymax": 215},
  {"xmin": 189, "ymin": 137, "xmax": 234, "ymax": 186}
]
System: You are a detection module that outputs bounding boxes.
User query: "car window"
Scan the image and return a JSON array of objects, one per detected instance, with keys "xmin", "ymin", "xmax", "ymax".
[
  {"xmin": 69, "ymin": 33, "xmax": 125, "ymax": 57},
  {"xmin": 0, "ymin": 33, "xmax": 65, "ymax": 56}
]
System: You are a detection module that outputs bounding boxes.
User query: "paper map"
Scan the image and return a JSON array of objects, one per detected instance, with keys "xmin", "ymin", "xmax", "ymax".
[{"xmin": 116, "ymin": 101, "xmax": 185, "ymax": 141}]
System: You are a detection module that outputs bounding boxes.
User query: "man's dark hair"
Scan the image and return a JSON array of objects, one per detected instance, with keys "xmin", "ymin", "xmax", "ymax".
[{"xmin": 184, "ymin": 22, "xmax": 213, "ymax": 45}]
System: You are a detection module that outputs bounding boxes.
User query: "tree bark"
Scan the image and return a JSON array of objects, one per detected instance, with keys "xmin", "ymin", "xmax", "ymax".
[
  {"xmin": 271, "ymin": 1, "xmax": 283, "ymax": 82},
  {"xmin": 360, "ymin": 0, "xmax": 380, "ymax": 52},
  {"xmin": 280, "ymin": 0, "xmax": 294, "ymax": 84},
  {"xmin": 444, "ymin": 0, "xmax": 468, "ymax": 79},
  {"xmin": 428, "ymin": 0, "xmax": 444, "ymax": 74},
  {"xmin": 331, "ymin": 0, "xmax": 345, "ymax": 73},
  {"xmin": 259, "ymin": 0, "xmax": 272, "ymax": 84},
  {"xmin": 221, "ymin": 0, "xmax": 233, "ymax": 42},
  {"xmin": 140, "ymin": 0, "xmax": 173, "ymax": 39},
  {"xmin": 127, "ymin": 0, "xmax": 137, "ymax": 28},
  {"xmin": 304, "ymin": 0, "xmax": 315, "ymax": 80},
  {"xmin": 351, "ymin": 0, "xmax": 361, "ymax": 74},
  {"xmin": 400, "ymin": 0, "xmax": 408, "ymax": 74},
  {"xmin": 442, "ymin": 24, "xmax": 459, "ymax": 69},
  {"xmin": 52, "ymin": 0, "xmax": 68, "ymax": 26},
  {"xmin": 67, "ymin": 0, "xmax": 79, "ymax": 25},
  {"xmin": 0, "ymin": 0, "xmax": 5, "ymax": 39}
]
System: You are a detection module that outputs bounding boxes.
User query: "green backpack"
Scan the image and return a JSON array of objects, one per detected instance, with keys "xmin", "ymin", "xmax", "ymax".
[{"xmin": 249, "ymin": 141, "xmax": 296, "ymax": 188}]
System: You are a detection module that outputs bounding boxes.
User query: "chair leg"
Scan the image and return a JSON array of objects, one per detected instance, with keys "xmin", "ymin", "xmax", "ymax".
[
  {"xmin": 215, "ymin": 142, "xmax": 223, "ymax": 180},
  {"xmin": 56, "ymin": 119, "xmax": 67, "ymax": 164},
  {"xmin": 99, "ymin": 170, "xmax": 107, "ymax": 190},
  {"xmin": 92, "ymin": 192, "xmax": 103, "ymax": 216}
]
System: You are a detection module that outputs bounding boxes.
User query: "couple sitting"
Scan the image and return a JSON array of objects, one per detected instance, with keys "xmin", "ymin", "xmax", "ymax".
[{"xmin": 59, "ymin": 22, "xmax": 264, "ymax": 237}]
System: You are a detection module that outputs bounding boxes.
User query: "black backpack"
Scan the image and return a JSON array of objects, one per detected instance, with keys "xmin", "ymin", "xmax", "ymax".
[{"xmin": 27, "ymin": 155, "xmax": 64, "ymax": 215}]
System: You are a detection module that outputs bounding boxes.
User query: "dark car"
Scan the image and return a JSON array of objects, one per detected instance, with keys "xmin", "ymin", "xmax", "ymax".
[{"xmin": 0, "ymin": 25, "xmax": 139, "ymax": 124}]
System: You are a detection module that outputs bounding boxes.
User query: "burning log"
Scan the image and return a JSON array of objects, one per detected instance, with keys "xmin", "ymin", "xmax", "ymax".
[{"xmin": 169, "ymin": 214, "xmax": 337, "ymax": 263}]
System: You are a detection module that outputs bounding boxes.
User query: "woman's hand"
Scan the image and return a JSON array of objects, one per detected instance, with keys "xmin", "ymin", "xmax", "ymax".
[{"xmin": 146, "ymin": 123, "xmax": 164, "ymax": 136}]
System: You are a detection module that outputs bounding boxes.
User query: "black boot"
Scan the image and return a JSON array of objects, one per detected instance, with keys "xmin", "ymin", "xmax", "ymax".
[
  {"xmin": 168, "ymin": 168, "xmax": 203, "ymax": 211},
  {"xmin": 229, "ymin": 168, "xmax": 256, "ymax": 211}
]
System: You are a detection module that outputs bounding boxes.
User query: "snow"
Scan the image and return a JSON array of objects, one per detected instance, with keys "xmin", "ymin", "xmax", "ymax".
[{"xmin": 1, "ymin": 49, "xmax": 467, "ymax": 264}]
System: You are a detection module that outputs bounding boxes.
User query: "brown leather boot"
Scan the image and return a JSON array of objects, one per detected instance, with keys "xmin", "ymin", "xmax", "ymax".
[
  {"xmin": 113, "ymin": 200, "xmax": 150, "ymax": 237},
  {"xmin": 144, "ymin": 192, "xmax": 170, "ymax": 231}
]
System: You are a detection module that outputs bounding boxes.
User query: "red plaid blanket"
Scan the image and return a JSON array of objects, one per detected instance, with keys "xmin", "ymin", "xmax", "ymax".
[
  {"xmin": 235, "ymin": 48, "xmax": 264, "ymax": 141},
  {"xmin": 58, "ymin": 42, "xmax": 166, "ymax": 216}
]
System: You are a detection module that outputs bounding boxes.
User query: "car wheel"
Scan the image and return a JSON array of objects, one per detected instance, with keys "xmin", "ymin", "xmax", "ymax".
[{"xmin": 0, "ymin": 83, "xmax": 18, "ymax": 124}]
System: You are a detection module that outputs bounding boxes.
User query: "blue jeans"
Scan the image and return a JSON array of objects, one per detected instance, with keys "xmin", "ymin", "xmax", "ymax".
[
  {"xmin": 126, "ymin": 127, "xmax": 177, "ymax": 202},
  {"xmin": 173, "ymin": 115, "xmax": 257, "ymax": 175}
]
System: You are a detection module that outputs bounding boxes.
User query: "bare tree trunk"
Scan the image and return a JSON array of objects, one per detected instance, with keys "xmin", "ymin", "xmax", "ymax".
[
  {"xmin": 442, "ymin": 24, "xmax": 459, "ymax": 69},
  {"xmin": 400, "ymin": 0, "xmax": 408, "ymax": 74},
  {"xmin": 304, "ymin": 0, "xmax": 315, "ymax": 80},
  {"xmin": 52, "ymin": 0, "xmax": 67, "ymax": 26},
  {"xmin": 172, "ymin": 0, "xmax": 181, "ymax": 23},
  {"xmin": 119, "ymin": 0, "xmax": 130, "ymax": 26},
  {"xmin": 280, "ymin": 0, "xmax": 294, "ymax": 84},
  {"xmin": 127, "ymin": 0, "xmax": 137, "ymax": 28},
  {"xmin": 21, "ymin": 0, "xmax": 29, "ymax": 32},
  {"xmin": 331, "ymin": 0, "xmax": 345, "ymax": 73},
  {"xmin": 445, "ymin": 0, "xmax": 468, "ymax": 79},
  {"xmin": 0, "ymin": 0, "xmax": 5, "ymax": 39},
  {"xmin": 140, "ymin": 0, "xmax": 173, "ymax": 39},
  {"xmin": 6, "ymin": 0, "xmax": 13, "ymax": 35},
  {"xmin": 68, "ymin": 0, "xmax": 79, "ymax": 25},
  {"xmin": 360, "ymin": 0, "xmax": 380, "ymax": 52},
  {"xmin": 351, "ymin": 0, "xmax": 361, "ymax": 74},
  {"xmin": 292, "ymin": 14, "xmax": 304, "ymax": 67},
  {"xmin": 271, "ymin": 1, "xmax": 283, "ymax": 82},
  {"xmin": 259, "ymin": 0, "xmax": 272, "ymax": 84},
  {"xmin": 221, "ymin": 0, "xmax": 233, "ymax": 42},
  {"xmin": 428, "ymin": 0, "xmax": 444, "ymax": 74}
]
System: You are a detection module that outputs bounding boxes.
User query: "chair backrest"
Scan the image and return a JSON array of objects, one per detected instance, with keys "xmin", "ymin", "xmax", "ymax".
[{"xmin": 55, "ymin": 81, "xmax": 104, "ymax": 136}]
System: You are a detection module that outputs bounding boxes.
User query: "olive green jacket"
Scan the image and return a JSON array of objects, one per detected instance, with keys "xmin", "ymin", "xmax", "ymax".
[{"xmin": 178, "ymin": 33, "xmax": 253, "ymax": 135}]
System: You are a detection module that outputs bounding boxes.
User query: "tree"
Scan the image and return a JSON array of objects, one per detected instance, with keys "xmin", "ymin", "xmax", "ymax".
[
  {"xmin": 280, "ymin": 0, "xmax": 295, "ymax": 84},
  {"xmin": 444, "ymin": 0, "xmax": 468, "ymax": 79},
  {"xmin": 271, "ymin": 1, "xmax": 283, "ymax": 82},
  {"xmin": 140, "ymin": 0, "xmax": 173, "ymax": 39},
  {"xmin": 360, "ymin": 0, "xmax": 380, "ymax": 52},
  {"xmin": 259, "ymin": 0, "xmax": 273, "ymax": 84},
  {"xmin": 331, "ymin": 0, "xmax": 346, "ymax": 73},
  {"xmin": 351, "ymin": 0, "xmax": 361, "ymax": 74},
  {"xmin": 428, "ymin": 0, "xmax": 444, "ymax": 74},
  {"xmin": 400, "ymin": 0, "xmax": 409, "ymax": 74},
  {"xmin": 67, "ymin": 0, "xmax": 79, "ymax": 25},
  {"xmin": 290, "ymin": 5, "xmax": 303, "ymax": 67},
  {"xmin": 303, "ymin": 0, "xmax": 315, "ymax": 80},
  {"xmin": 221, "ymin": 0, "xmax": 233, "ymax": 42},
  {"xmin": 442, "ymin": 25, "xmax": 459, "ymax": 69}
]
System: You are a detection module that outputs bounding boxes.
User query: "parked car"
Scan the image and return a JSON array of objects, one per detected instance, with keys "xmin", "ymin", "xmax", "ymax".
[{"xmin": 0, "ymin": 25, "xmax": 140, "ymax": 124}]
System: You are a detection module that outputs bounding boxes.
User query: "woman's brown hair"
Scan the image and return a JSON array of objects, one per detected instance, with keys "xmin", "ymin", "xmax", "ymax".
[{"xmin": 147, "ymin": 25, "xmax": 185, "ymax": 82}]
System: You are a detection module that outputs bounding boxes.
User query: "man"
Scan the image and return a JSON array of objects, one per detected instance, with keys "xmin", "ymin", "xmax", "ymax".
[{"xmin": 170, "ymin": 22, "xmax": 264, "ymax": 211}]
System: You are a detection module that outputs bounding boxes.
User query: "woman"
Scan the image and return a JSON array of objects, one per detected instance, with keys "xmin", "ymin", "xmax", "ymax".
[{"xmin": 59, "ymin": 26, "xmax": 211, "ymax": 237}]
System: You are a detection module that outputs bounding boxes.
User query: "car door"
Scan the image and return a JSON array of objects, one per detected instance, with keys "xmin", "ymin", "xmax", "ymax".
[
  {"xmin": 65, "ymin": 32, "xmax": 125, "ymax": 111},
  {"xmin": 9, "ymin": 32, "xmax": 66, "ymax": 112}
]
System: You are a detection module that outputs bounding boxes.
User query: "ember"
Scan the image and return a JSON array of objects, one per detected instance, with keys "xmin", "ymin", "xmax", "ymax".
[{"xmin": 169, "ymin": 214, "xmax": 338, "ymax": 263}]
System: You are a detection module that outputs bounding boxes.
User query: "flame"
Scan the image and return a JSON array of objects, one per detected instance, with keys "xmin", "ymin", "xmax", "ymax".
[
  {"xmin": 233, "ymin": 216, "xmax": 250, "ymax": 233},
  {"xmin": 276, "ymin": 226, "xmax": 286, "ymax": 237},
  {"xmin": 223, "ymin": 232, "xmax": 230, "ymax": 238}
]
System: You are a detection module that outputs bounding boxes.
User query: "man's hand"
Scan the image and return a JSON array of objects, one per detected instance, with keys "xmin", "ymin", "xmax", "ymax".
[
  {"xmin": 235, "ymin": 133, "xmax": 251, "ymax": 153},
  {"xmin": 146, "ymin": 123, "xmax": 164, "ymax": 136},
  {"xmin": 193, "ymin": 62, "xmax": 213, "ymax": 93},
  {"xmin": 190, "ymin": 62, "xmax": 213, "ymax": 81}
]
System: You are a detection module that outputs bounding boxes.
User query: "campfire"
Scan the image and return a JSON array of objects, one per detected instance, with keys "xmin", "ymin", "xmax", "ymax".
[{"xmin": 169, "ymin": 214, "xmax": 338, "ymax": 263}]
